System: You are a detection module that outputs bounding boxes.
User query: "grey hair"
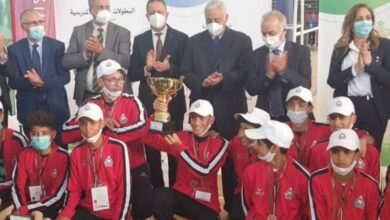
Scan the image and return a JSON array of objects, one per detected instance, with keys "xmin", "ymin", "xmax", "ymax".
[
  {"xmin": 146, "ymin": 0, "xmax": 167, "ymax": 12},
  {"xmin": 19, "ymin": 9, "xmax": 41, "ymax": 23},
  {"xmin": 204, "ymin": 0, "xmax": 227, "ymax": 16},
  {"xmin": 261, "ymin": 10, "xmax": 287, "ymax": 28}
]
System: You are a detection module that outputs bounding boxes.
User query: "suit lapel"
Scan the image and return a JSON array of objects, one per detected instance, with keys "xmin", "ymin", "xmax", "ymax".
[
  {"xmin": 105, "ymin": 22, "xmax": 115, "ymax": 50},
  {"xmin": 200, "ymin": 31, "xmax": 214, "ymax": 72},
  {"xmin": 21, "ymin": 39, "xmax": 34, "ymax": 71},
  {"xmin": 41, "ymin": 37, "xmax": 50, "ymax": 77},
  {"xmin": 284, "ymin": 41, "xmax": 293, "ymax": 66}
]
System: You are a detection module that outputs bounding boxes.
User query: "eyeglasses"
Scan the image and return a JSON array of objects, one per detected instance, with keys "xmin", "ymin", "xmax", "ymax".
[
  {"xmin": 22, "ymin": 20, "xmax": 45, "ymax": 27},
  {"xmin": 102, "ymin": 77, "xmax": 125, "ymax": 84}
]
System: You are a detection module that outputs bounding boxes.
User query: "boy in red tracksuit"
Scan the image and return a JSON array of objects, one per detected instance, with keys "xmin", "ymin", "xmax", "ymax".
[
  {"xmin": 285, "ymin": 86, "xmax": 331, "ymax": 168},
  {"xmin": 143, "ymin": 99, "xmax": 229, "ymax": 220},
  {"xmin": 380, "ymin": 164, "xmax": 390, "ymax": 219},
  {"xmin": 309, "ymin": 129, "xmax": 380, "ymax": 220},
  {"xmin": 0, "ymin": 102, "xmax": 29, "ymax": 209},
  {"xmin": 57, "ymin": 103, "xmax": 131, "ymax": 220},
  {"xmin": 242, "ymin": 120, "xmax": 310, "ymax": 220},
  {"xmin": 61, "ymin": 59, "xmax": 150, "ymax": 218},
  {"xmin": 12, "ymin": 111, "xmax": 69, "ymax": 219},
  {"xmin": 309, "ymin": 97, "xmax": 380, "ymax": 181},
  {"xmin": 228, "ymin": 107, "xmax": 270, "ymax": 220}
]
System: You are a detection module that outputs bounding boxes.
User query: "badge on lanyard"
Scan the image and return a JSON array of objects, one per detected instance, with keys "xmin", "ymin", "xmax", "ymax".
[
  {"xmin": 29, "ymin": 185, "xmax": 44, "ymax": 202},
  {"xmin": 91, "ymin": 185, "xmax": 110, "ymax": 211},
  {"xmin": 354, "ymin": 195, "xmax": 365, "ymax": 209},
  {"xmin": 195, "ymin": 189, "xmax": 211, "ymax": 203}
]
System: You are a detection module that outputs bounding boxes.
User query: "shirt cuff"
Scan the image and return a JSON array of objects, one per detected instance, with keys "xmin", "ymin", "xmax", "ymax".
[
  {"xmin": 352, "ymin": 65, "xmax": 361, "ymax": 76},
  {"xmin": 0, "ymin": 53, "xmax": 8, "ymax": 65}
]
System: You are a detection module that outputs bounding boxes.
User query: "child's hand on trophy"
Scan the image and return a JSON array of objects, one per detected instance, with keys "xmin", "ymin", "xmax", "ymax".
[{"xmin": 153, "ymin": 96, "xmax": 172, "ymax": 112}]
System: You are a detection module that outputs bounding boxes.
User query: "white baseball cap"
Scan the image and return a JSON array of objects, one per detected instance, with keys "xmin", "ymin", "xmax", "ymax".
[
  {"xmin": 234, "ymin": 107, "xmax": 270, "ymax": 127},
  {"xmin": 245, "ymin": 120, "xmax": 293, "ymax": 149},
  {"xmin": 77, "ymin": 103, "xmax": 104, "ymax": 121},
  {"xmin": 328, "ymin": 96, "xmax": 355, "ymax": 116},
  {"xmin": 286, "ymin": 86, "xmax": 313, "ymax": 103},
  {"xmin": 189, "ymin": 99, "xmax": 214, "ymax": 117},
  {"xmin": 327, "ymin": 129, "xmax": 360, "ymax": 151},
  {"xmin": 97, "ymin": 59, "xmax": 127, "ymax": 79}
]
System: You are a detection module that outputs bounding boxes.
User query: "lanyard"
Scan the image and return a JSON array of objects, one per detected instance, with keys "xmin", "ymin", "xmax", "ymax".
[
  {"xmin": 101, "ymin": 97, "xmax": 119, "ymax": 118},
  {"xmin": 332, "ymin": 174, "xmax": 356, "ymax": 220},
  {"xmin": 267, "ymin": 160, "xmax": 287, "ymax": 216},
  {"xmin": 34, "ymin": 153, "xmax": 51, "ymax": 197},
  {"xmin": 294, "ymin": 128, "xmax": 309, "ymax": 166},
  {"xmin": 191, "ymin": 135, "xmax": 210, "ymax": 160},
  {"xmin": 87, "ymin": 147, "xmax": 104, "ymax": 187}
]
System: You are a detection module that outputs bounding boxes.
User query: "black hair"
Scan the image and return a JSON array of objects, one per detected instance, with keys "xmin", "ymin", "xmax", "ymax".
[
  {"xmin": 236, "ymin": 115, "xmax": 261, "ymax": 128},
  {"xmin": 26, "ymin": 111, "xmax": 56, "ymax": 130},
  {"xmin": 146, "ymin": 0, "xmax": 167, "ymax": 12}
]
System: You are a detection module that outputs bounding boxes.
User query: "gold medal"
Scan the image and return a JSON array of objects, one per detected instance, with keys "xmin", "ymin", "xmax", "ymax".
[{"xmin": 267, "ymin": 215, "xmax": 277, "ymax": 220}]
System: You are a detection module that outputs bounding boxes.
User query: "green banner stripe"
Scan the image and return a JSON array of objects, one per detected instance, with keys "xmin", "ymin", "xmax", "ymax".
[{"xmin": 320, "ymin": 0, "xmax": 389, "ymax": 15}]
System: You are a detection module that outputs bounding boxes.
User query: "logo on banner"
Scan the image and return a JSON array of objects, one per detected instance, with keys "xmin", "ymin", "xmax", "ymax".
[{"xmin": 166, "ymin": 0, "xmax": 208, "ymax": 8}]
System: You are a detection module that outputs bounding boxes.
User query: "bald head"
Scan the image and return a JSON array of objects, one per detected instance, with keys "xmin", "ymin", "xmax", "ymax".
[{"xmin": 20, "ymin": 9, "xmax": 42, "ymax": 24}]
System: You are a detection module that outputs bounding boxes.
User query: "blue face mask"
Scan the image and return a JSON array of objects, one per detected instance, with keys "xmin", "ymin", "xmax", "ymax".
[
  {"xmin": 31, "ymin": 135, "xmax": 51, "ymax": 151},
  {"xmin": 29, "ymin": 25, "xmax": 45, "ymax": 41},
  {"xmin": 353, "ymin": 20, "xmax": 373, "ymax": 37}
]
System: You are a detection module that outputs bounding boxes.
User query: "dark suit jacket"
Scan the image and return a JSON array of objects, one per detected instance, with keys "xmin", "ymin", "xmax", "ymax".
[
  {"xmin": 327, "ymin": 37, "xmax": 390, "ymax": 121},
  {"xmin": 129, "ymin": 26, "xmax": 187, "ymax": 125},
  {"xmin": 0, "ymin": 63, "xmax": 11, "ymax": 115},
  {"xmin": 62, "ymin": 21, "xmax": 131, "ymax": 105},
  {"xmin": 7, "ymin": 37, "xmax": 70, "ymax": 128},
  {"xmin": 181, "ymin": 28, "xmax": 252, "ymax": 135},
  {"xmin": 246, "ymin": 41, "xmax": 311, "ymax": 115}
]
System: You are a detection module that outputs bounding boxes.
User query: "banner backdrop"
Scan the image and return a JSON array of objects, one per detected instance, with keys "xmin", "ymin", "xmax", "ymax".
[
  {"xmin": 10, "ymin": 0, "xmax": 56, "ymax": 41},
  {"xmin": 54, "ymin": 0, "xmax": 272, "ymax": 115},
  {"xmin": 316, "ymin": 1, "xmax": 390, "ymax": 123}
]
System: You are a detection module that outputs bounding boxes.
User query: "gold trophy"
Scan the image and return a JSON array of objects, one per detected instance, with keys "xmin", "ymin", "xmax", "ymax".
[{"xmin": 146, "ymin": 72, "xmax": 184, "ymax": 134}]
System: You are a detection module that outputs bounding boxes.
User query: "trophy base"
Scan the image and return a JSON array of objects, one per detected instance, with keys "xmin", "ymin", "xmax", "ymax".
[{"xmin": 150, "ymin": 120, "xmax": 176, "ymax": 134}]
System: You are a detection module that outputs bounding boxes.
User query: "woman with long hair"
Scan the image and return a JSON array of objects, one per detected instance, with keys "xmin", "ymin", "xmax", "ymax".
[{"xmin": 327, "ymin": 3, "xmax": 390, "ymax": 150}]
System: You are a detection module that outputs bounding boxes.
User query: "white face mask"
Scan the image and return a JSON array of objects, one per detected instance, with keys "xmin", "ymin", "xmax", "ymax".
[
  {"xmin": 102, "ymin": 87, "xmax": 121, "ymax": 101},
  {"xmin": 287, "ymin": 110, "xmax": 308, "ymax": 125},
  {"xmin": 258, "ymin": 146, "xmax": 276, "ymax": 163},
  {"xmin": 95, "ymin": 10, "xmax": 111, "ymax": 25},
  {"xmin": 263, "ymin": 31, "xmax": 282, "ymax": 49},
  {"xmin": 331, "ymin": 159, "xmax": 357, "ymax": 176},
  {"xmin": 149, "ymin": 13, "xmax": 166, "ymax": 30},
  {"xmin": 195, "ymin": 124, "xmax": 211, "ymax": 137},
  {"xmin": 82, "ymin": 128, "xmax": 103, "ymax": 143},
  {"xmin": 207, "ymin": 22, "xmax": 224, "ymax": 38}
]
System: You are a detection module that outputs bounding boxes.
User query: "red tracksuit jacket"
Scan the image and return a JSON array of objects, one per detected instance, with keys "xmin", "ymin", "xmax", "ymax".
[
  {"xmin": 309, "ymin": 130, "xmax": 380, "ymax": 181},
  {"xmin": 0, "ymin": 128, "xmax": 28, "ymax": 190},
  {"xmin": 62, "ymin": 93, "xmax": 148, "ymax": 169},
  {"xmin": 380, "ymin": 164, "xmax": 390, "ymax": 219},
  {"xmin": 12, "ymin": 144, "xmax": 69, "ymax": 215},
  {"xmin": 228, "ymin": 136, "xmax": 258, "ymax": 194},
  {"xmin": 59, "ymin": 135, "xmax": 131, "ymax": 220},
  {"xmin": 309, "ymin": 167, "xmax": 380, "ymax": 220},
  {"xmin": 241, "ymin": 157, "xmax": 310, "ymax": 220},
  {"xmin": 287, "ymin": 120, "xmax": 331, "ymax": 168},
  {"xmin": 142, "ymin": 131, "xmax": 229, "ymax": 213}
]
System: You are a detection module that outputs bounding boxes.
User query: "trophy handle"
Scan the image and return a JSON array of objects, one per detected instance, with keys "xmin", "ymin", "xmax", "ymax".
[{"xmin": 177, "ymin": 75, "xmax": 185, "ymax": 91}]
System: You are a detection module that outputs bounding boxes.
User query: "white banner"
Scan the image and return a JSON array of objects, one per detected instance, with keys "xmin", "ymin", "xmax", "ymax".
[{"xmin": 54, "ymin": 0, "xmax": 271, "ymax": 115}]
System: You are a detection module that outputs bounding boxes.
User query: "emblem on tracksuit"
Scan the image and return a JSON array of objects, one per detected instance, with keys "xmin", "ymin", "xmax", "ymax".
[
  {"xmin": 354, "ymin": 195, "xmax": 365, "ymax": 209},
  {"xmin": 284, "ymin": 187, "xmax": 294, "ymax": 200},
  {"xmin": 51, "ymin": 169, "xmax": 58, "ymax": 178},
  {"xmin": 120, "ymin": 114, "xmax": 128, "ymax": 124},
  {"xmin": 104, "ymin": 156, "xmax": 113, "ymax": 167},
  {"xmin": 255, "ymin": 187, "xmax": 264, "ymax": 196},
  {"xmin": 357, "ymin": 159, "xmax": 366, "ymax": 169}
]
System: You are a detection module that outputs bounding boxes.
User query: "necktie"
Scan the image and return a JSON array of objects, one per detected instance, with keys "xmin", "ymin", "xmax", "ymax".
[
  {"xmin": 155, "ymin": 32, "xmax": 163, "ymax": 60},
  {"xmin": 212, "ymin": 37, "xmax": 220, "ymax": 58},
  {"xmin": 92, "ymin": 28, "xmax": 104, "ymax": 92},
  {"xmin": 32, "ymin": 44, "xmax": 42, "ymax": 76},
  {"xmin": 272, "ymin": 49, "xmax": 281, "ymax": 56}
]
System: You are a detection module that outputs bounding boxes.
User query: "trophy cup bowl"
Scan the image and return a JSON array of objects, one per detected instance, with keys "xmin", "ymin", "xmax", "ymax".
[{"xmin": 146, "ymin": 73, "xmax": 184, "ymax": 134}]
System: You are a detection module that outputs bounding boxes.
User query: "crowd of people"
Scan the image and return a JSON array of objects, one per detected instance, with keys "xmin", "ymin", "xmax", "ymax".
[{"xmin": 0, "ymin": 0, "xmax": 390, "ymax": 219}]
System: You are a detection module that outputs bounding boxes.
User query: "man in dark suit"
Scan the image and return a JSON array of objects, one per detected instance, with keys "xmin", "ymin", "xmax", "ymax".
[
  {"xmin": 181, "ymin": 0, "xmax": 252, "ymax": 213},
  {"xmin": 7, "ymin": 9, "xmax": 70, "ymax": 137},
  {"xmin": 129, "ymin": 0, "xmax": 188, "ymax": 189},
  {"xmin": 0, "ymin": 35, "xmax": 12, "ymax": 126},
  {"xmin": 246, "ymin": 10, "xmax": 311, "ymax": 121},
  {"xmin": 62, "ymin": 0, "xmax": 131, "ymax": 106}
]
